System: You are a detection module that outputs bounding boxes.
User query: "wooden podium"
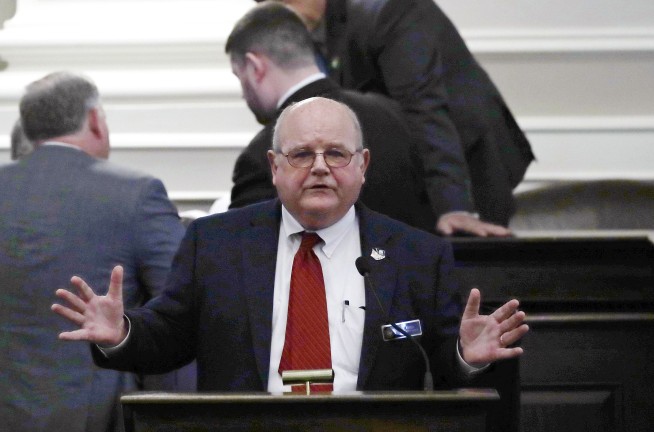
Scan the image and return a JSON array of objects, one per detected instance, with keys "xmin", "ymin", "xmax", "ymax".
[
  {"xmin": 450, "ymin": 231, "xmax": 654, "ymax": 432},
  {"xmin": 121, "ymin": 389, "xmax": 499, "ymax": 432}
]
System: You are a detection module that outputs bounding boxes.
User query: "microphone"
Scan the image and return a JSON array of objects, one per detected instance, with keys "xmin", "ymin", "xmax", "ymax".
[{"xmin": 355, "ymin": 256, "xmax": 434, "ymax": 391}]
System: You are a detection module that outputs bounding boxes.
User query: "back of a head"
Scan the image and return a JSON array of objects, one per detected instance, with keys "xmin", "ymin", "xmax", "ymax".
[
  {"xmin": 226, "ymin": 2, "xmax": 315, "ymax": 69},
  {"xmin": 10, "ymin": 119, "xmax": 34, "ymax": 160},
  {"xmin": 19, "ymin": 71, "xmax": 99, "ymax": 142}
]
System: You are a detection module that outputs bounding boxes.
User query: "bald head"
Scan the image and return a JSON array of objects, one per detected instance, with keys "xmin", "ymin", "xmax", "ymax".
[{"xmin": 268, "ymin": 97, "xmax": 369, "ymax": 230}]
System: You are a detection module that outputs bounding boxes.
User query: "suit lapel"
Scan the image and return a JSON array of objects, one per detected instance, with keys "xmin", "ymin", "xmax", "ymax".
[
  {"xmin": 355, "ymin": 204, "xmax": 399, "ymax": 388},
  {"xmin": 240, "ymin": 201, "xmax": 282, "ymax": 388}
]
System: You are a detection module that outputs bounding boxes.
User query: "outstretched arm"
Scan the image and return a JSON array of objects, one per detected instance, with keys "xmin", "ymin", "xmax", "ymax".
[
  {"xmin": 459, "ymin": 288, "xmax": 529, "ymax": 366},
  {"xmin": 51, "ymin": 265, "xmax": 127, "ymax": 347}
]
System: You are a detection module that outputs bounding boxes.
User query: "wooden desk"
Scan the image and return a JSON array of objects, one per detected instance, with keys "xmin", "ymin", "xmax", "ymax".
[
  {"xmin": 121, "ymin": 389, "xmax": 499, "ymax": 432},
  {"xmin": 451, "ymin": 231, "xmax": 654, "ymax": 432}
]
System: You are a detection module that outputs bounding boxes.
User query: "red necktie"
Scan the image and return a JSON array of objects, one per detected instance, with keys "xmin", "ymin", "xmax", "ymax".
[{"xmin": 279, "ymin": 232, "xmax": 332, "ymax": 390}]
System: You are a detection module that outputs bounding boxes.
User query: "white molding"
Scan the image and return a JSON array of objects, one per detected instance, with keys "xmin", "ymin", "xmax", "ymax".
[
  {"xmin": 3, "ymin": 2, "xmax": 654, "ymax": 60},
  {"xmin": 524, "ymin": 172, "xmax": 654, "ymax": 182},
  {"xmin": 520, "ymin": 116, "xmax": 654, "ymax": 132},
  {"xmin": 2, "ymin": 118, "xmax": 653, "ymax": 150},
  {"xmin": 0, "ymin": 69, "xmax": 241, "ymax": 101},
  {"xmin": 465, "ymin": 28, "xmax": 654, "ymax": 53},
  {"xmin": 169, "ymin": 191, "xmax": 228, "ymax": 201},
  {"xmin": 109, "ymin": 133, "xmax": 252, "ymax": 149},
  {"xmin": 2, "ymin": 30, "xmax": 653, "ymax": 58}
]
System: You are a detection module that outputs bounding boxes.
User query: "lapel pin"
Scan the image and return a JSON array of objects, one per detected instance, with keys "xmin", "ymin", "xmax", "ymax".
[
  {"xmin": 330, "ymin": 56, "xmax": 340, "ymax": 71},
  {"xmin": 371, "ymin": 248, "xmax": 386, "ymax": 261}
]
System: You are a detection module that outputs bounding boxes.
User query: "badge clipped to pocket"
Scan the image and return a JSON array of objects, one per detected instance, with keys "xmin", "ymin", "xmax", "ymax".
[{"xmin": 381, "ymin": 319, "xmax": 422, "ymax": 341}]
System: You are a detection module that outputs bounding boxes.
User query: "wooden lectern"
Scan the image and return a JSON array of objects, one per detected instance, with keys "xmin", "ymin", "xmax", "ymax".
[{"xmin": 121, "ymin": 389, "xmax": 499, "ymax": 432}]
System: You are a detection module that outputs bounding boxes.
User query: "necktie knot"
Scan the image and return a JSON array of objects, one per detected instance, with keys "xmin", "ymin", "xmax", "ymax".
[{"xmin": 300, "ymin": 232, "xmax": 322, "ymax": 252}]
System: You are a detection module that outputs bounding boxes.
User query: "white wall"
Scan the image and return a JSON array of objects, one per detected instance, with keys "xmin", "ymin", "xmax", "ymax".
[{"xmin": 1, "ymin": 0, "xmax": 653, "ymax": 210}]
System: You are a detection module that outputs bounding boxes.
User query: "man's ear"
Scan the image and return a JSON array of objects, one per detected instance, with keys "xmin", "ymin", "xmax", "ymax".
[
  {"xmin": 87, "ymin": 107, "xmax": 102, "ymax": 138},
  {"xmin": 244, "ymin": 52, "xmax": 267, "ymax": 82},
  {"xmin": 267, "ymin": 149, "xmax": 279, "ymax": 185},
  {"xmin": 359, "ymin": 148, "xmax": 370, "ymax": 183}
]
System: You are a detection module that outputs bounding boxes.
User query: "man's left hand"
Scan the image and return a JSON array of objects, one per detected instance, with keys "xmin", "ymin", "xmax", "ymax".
[{"xmin": 459, "ymin": 288, "xmax": 529, "ymax": 367}]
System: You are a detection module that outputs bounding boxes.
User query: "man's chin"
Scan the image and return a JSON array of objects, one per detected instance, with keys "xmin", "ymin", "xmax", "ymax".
[
  {"xmin": 255, "ymin": 112, "xmax": 275, "ymax": 125},
  {"xmin": 299, "ymin": 196, "xmax": 339, "ymax": 217}
]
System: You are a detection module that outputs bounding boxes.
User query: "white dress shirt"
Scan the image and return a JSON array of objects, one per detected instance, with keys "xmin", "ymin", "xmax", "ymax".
[{"xmin": 267, "ymin": 206, "xmax": 365, "ymax": 393}]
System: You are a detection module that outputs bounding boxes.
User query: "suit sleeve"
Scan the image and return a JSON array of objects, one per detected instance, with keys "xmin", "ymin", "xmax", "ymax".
[
  {"xmin": 93, "ymin": 220, "xmax": 200, "ymax": 374},
  {"xmin": 372, "ymin": 0, "xmax": 475, "ymax": 217},
  {"xmin": 427, "ymin": 238, "xmax": 466, "ymax": 387},
  {"xmin": 133, "ymin": 178, "xmax": 185, "ymax": 299}
]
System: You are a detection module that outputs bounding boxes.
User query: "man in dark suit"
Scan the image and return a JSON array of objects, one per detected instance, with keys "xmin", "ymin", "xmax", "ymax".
[
  {"xmin": 272, "ymin": 0, "xmax": 535, "ymax": 235},
  {"xmin": 228, "ymin": 2, "xmax": 434, "ymax": 232},
  {"xmin": 0, "ymin": 71, "xmax": 186, "ymax": 432},
  {"xmin": 52, "ymin": 96, "xmax": 528, "ymax": 398}
]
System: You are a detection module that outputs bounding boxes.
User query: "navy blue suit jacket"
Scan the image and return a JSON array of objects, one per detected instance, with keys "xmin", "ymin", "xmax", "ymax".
[{"xmin": 94, "ymin": 200, "xmax": 464, "ymax": 391}]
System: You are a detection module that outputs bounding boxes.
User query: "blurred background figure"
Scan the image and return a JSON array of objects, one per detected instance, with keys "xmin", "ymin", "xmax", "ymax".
[
  {"xmin": 0, "ymin": 71, "xmax": 186, "ymax": 432},
  {"xmin": 227, "ymin": 1, "xmax": 434, "ymax": 231},
  {"xmin": 265, "ymin": 0, "xmax": 534, "ymax": 236}
]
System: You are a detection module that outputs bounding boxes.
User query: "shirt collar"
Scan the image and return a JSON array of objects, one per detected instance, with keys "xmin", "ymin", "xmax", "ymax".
[
  {"xmin": 42, "ymin": 141, "xmax": 83, "ymax": 151},
  {"xmin": 277, "ymin": 72, "xmax": 326, "ymax": 109},
  {"xmin": 281, "ymin": 205, "xmax": 357, "ymax": 258}
]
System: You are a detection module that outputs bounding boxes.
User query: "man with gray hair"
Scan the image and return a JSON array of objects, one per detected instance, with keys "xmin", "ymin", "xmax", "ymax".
[{"xmin": 0, "ymin": 71, "xmax": 186, "ymax": 432}]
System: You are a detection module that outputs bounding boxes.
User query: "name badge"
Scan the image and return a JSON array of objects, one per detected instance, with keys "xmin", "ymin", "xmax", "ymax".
[{"xmin": 381, "ymin": 319, "xmax": 422, "ymax": 341}]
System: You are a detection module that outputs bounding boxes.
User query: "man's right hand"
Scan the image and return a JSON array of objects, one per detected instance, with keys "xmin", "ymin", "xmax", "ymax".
[
  {"xmin": 51, "ymin": 265, "xmax": 127, "ymax": 347},
  {"xmin": 436, "ymin": 212, "xmax": 512, "ymax": 237}
]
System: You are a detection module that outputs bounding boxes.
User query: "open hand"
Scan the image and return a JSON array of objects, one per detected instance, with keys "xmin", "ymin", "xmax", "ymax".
[
  {"xmin": 459, "ymin": 288, "xmax": 529, "ymax": 366},
  {"xmin": 51, "ymin": 265, "xmax": 127, "ymax": 346}
]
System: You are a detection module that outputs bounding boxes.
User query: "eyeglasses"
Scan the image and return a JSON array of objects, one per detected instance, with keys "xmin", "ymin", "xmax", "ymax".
[{"xmin": 281, "ymin": 148, "xmax": 361, "ymax": 168}]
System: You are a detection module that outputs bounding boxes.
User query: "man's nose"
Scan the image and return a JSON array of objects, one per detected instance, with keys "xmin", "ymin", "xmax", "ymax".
[{"xmin": 310, "ymin": 153, "xmax": 330, "ymax": 172}]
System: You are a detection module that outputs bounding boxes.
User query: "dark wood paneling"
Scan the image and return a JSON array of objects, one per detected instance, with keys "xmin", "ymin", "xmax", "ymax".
[
  {"xmin": 520, "ymin": 385, "xmax": 620, "ymax": 432},
  {"xmin": 451, "ymin": 234, "xmax": 654, "ymax": 432}
]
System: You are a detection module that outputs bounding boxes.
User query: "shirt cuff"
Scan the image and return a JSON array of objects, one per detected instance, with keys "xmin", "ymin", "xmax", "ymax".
[
  {"xmin": 456, "ymin": 338, "xmax": 489, "ymax": 375},
  {"xmin": 96, "ymin": 315, "xmax": 131, "ymax": 357}
]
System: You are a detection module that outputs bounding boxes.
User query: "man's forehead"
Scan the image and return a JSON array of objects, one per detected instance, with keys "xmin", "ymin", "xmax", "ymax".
[
  {"xmin": 283, "ymin": 138, "xmax": 351, "ymax": 150},
  {"xmin": 279, "ymin": 119, "xmax": 357, "ymax": 150},
  {"xmin": 276, "ymin": 97, "xmax": 360, "ymax": 148},
  {"xmin": 285, "ymin": 99, "xmax": 351, "ymax": 125}
]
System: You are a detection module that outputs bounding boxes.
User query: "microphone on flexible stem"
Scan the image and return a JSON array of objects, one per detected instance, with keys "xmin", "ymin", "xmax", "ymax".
[{"xmin": 355, "ymin": 256, "xmax": 434, "ymax": 391}]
